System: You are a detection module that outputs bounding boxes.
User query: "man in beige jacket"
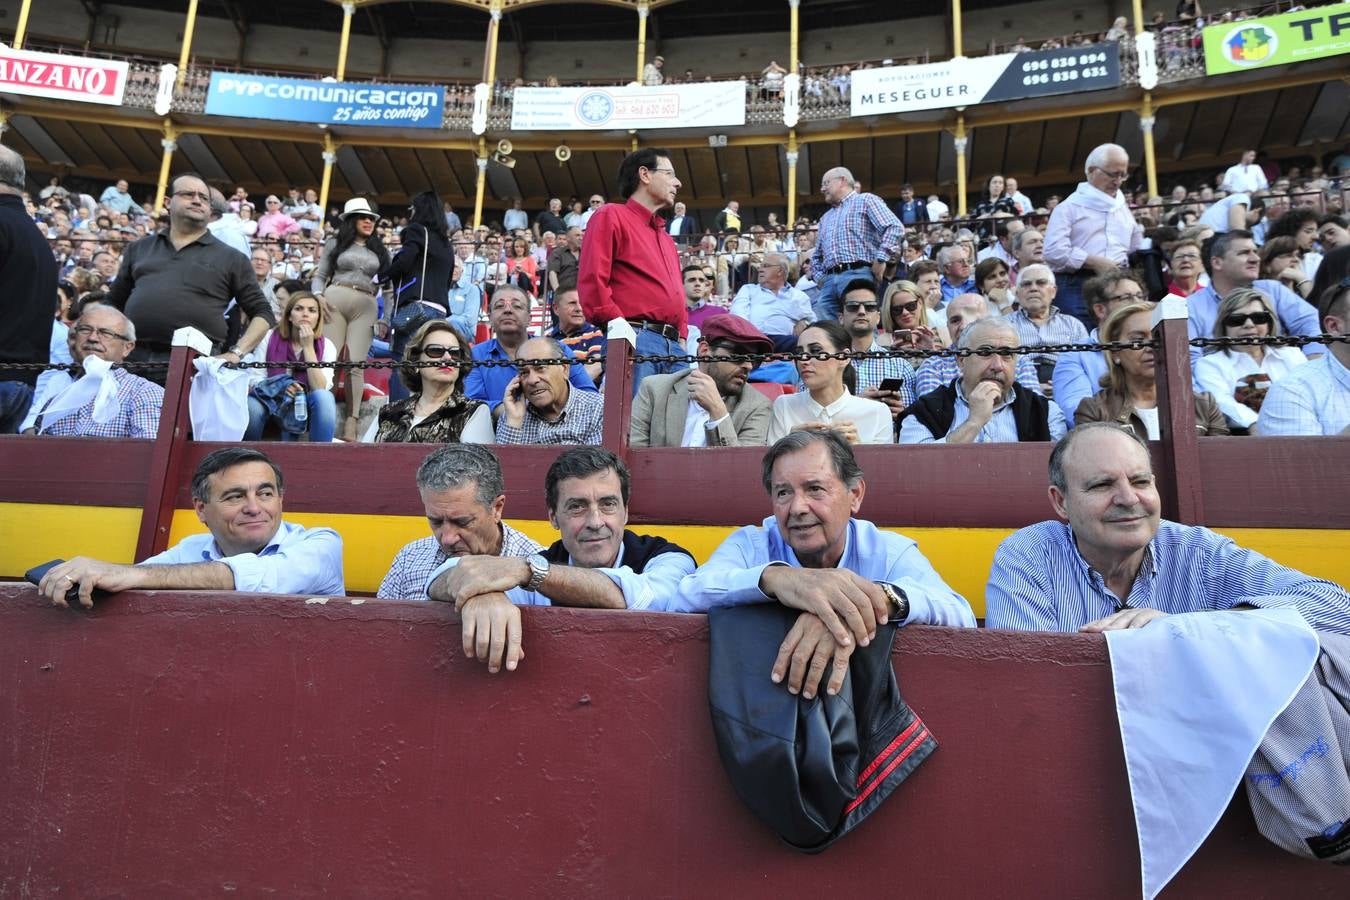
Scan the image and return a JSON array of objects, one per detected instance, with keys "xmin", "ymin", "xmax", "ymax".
[{"xmin": 629, "ymin": 314, "xmax": 773, "ymax": 447}]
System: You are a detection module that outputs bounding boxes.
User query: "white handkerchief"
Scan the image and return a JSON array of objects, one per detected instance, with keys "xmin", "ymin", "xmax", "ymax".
[
  {"xmin": 1105, "ymin": 607, "xmax": 1319, "ymax": 898},
  {"xmin": 189, "ymin": 355, "xmax": 253, "ymax": 441},
  {"xmin": 38, "ymin": 355, "xmax": 120, "ymax": 427}
]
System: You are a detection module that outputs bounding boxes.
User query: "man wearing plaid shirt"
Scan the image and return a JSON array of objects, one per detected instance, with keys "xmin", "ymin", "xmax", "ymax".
[
  {"xmin": 1257, "ymin": 279, "xmax": 1350, "ymax": 436},
  {"xmin": 32, "ymin": 304, "xmax": 163, "ymax": 438},
  {"xmin": 1003, "ymin": 264, "xmax": 1089, "ymax": 397},
  {"xmin": 496, "ymin": 337, "xmax": 604, "ymax": 445},
  {"xmin": 378, "ymin": 445, "xmax": 543, "ymax": 602},
  {"xmin": 913, "ymin": 294, "xmax": 1042, "ymax": 399},
  {"xmin": 810, "ymin": 167, "xmax": 902, "ymax": 322},
  {"xmin": 839, "ymin": 279, "xmax": 916, "ymax": 422}
]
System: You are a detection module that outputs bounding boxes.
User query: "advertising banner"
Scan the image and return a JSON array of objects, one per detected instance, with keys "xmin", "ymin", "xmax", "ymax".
[
  {"xmin": 205, "ymin": 73, "xmax": 444, "ymax": 128},
  {"xmin": 510, "ymin": 81, "xmax": 746, "ymax": 131},
  {"xmin": 1203, "ymin": 2, "xmax": 1350, "ymax": 74},
  {"xmin": 850, "ymin": 44, "xmax": 1120, "ymax": 117},
  {"xmin": 0, "ymin": 45, "xmax": 128, "ymax": 106}
]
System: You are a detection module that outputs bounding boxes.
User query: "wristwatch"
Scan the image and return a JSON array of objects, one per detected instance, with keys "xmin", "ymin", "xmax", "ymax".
[
  {"xmin": 226, "ymin": 344, "xmax": 243, "ymax": 357},
  {"xmin": 877, "ymin": 582, "xmax": 909, "ymax": 622},
  {"xmin": 525, "ymin": 553, "xmax": 550, "ymax": 592}
]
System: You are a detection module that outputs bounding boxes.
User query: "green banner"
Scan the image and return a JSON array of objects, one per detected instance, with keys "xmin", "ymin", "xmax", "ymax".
[{"xmin": 1203, "ymin": 2, "xmax": 1350, "ymax": 73}]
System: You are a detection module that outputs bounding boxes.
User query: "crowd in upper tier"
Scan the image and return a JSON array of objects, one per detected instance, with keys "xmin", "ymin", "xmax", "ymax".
[{"xmin": 1, "ymin": 138, "xmax": 1348, "ymax": 443}]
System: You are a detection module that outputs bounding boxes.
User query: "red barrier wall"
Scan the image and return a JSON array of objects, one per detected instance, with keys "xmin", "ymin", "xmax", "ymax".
[{"xmin": 0, "ymin": 585, "xmax": 1340, "ymax": 897}]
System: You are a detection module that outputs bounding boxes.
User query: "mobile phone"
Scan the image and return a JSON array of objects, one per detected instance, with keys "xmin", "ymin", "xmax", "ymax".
[
  {"xmin": 25, "ymin": 559, "xmax": 80, "ymax": 602},
  {"xmin": 878, "ymin": 378, "xmax": 905, "ymax": 393}
]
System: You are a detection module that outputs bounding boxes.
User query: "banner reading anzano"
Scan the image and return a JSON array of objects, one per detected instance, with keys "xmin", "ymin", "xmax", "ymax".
[
  {"xmin": 850, "ymin": 45, "xmax": 1120, "ymax": 117},
  {"xmin": 1203, "ymin": 2, "xmax": 1350, "ymax": 75},
  {"xmin": 510, "ymin": 82, "xmax": 746, "ymax": 131}
]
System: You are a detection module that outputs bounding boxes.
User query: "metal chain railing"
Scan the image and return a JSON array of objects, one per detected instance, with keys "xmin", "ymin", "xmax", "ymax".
[{"xmin": 4, "ymin": 334, "xmax": 1346, "ymax": 377}]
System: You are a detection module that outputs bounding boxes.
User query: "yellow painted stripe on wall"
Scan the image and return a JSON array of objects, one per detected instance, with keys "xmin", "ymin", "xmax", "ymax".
[
  {"xmin": 0, "ymin": 503, "xmax": 142, "ymax": 576},
  {"xmin": 6, "ymin": 504, "xmax": 1345, "ymax": 620},
  {"xmin": 161, "ymin": 511, "xmax": 1350, "ymax": 615}
]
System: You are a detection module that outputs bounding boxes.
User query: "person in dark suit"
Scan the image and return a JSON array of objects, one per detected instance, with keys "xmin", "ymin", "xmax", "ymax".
[
  {"xmin": 894, "ymin": 183, "xmax": 929, "ymax": 227},
  {"xmin": 0, "ymin": 145, "xmax": 61, "ymax": 432},
  {"xmin": 666, "ymin": 201, "xmax": 699, "ymax": 246}
]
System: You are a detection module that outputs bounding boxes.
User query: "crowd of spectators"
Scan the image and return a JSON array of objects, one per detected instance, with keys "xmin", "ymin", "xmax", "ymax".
[{"xmin": 2, "ymin": 136, "xmax": 1348, "ymax": 446}]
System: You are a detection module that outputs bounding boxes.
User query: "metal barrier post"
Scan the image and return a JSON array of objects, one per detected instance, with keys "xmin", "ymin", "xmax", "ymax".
[
  {"xmin": 600, "ymin": 336, "xmax": 634, "ymax": 461},
  {"xmin": 134, "ymin": 344, "xmax": 199, "ymax": 561},
  {"xmin": 1151, "ymin": 296, "xmax": 1204, "ymax": 523}
]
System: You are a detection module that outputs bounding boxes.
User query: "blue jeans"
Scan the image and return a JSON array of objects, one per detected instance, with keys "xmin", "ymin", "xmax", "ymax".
[
  {"xmin": 0, "ymin": 380, "xmax": 34, "ymax": 433},
  {"xmin": 1053, "ymin": 272, "xmax": 1096, "ymax": 330},
  {"xmin": 812, "ymin": 266, "xmax": 874, "ymax": 322},
  {"xmin": 631, "ymin": 329, "xmax": 688, "ymax": 396},
  {"xmin": 245, "ymin": 388, "xmax": 337, "ymax": 443}
]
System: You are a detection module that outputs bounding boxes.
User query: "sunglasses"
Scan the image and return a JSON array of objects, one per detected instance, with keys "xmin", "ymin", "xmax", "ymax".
[
  {"xmin": 843, "ymin": 301, "xmax": 880, "ymax": 312},
  {"xmin": 891, "ymin": 299, "xmax": 921, "ymax": 315},
  {"xmin": 421, "ymin": 344, "xmax": 461, "ymax": 359},
  {"xmin": 1223, "ymin": 311, "xmax": 1273, "ymax": 328}
]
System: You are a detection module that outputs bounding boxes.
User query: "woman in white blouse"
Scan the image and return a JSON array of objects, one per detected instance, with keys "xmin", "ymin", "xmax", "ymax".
[
  {"xmin": 767, "ymin": 320, "xmax": 894, "ymax": 444},
  {"xmin": 1194, "ymin": 287, "xmax": 1308, "ymax": 433}
]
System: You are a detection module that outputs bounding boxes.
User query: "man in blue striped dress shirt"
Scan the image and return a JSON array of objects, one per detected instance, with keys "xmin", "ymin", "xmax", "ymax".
[{"xmin": 985, "ymin": 423, "xmax": 1349, "ymax": 634}]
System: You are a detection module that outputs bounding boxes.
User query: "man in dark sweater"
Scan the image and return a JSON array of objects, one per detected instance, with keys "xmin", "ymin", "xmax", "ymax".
[
  {"xmin": 0, "ymin": 146, "xmax": 59, "ymax": 432},
  {"xmin": 898, "ymin": 317, "xmax": 1067, "ymax": 444},
  {"xmin": 427, "ymin": 447, "xmax": 696, "ymax": 673},
  {"xmin": 106, "ymin": 172, "xmax": 274, "ymax": 382}
]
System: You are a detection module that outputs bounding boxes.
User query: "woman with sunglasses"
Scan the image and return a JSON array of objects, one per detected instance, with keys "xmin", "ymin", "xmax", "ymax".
[
  {"xmin": 379, "ymin": 191, "xmax": 454, "ymax": 403},
  {"xmin": 1075, "ymin": 302, "xmax": 1228, "ymax": 438},
  {"xmin": 1194, "ymin": 287, "xmax": 1308, "ymax": 433},
  {"xmin": 878, "ymin": 280, "xmax": 942, "ymax": 351},
  {"xmin": 370, "ymin": 319, "xmax": 492, "ymax": 444},
  {"xmin": 314, "ymin": 198, "xmax": 390, "ymax": 441},
  {"xmin": 766, "ymin": 320, "xmax": 893, "ymax": 445}
]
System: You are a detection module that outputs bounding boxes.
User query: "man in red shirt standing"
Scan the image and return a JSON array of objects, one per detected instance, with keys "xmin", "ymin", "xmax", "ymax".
[{"xmin": 579, "ymin": 147, "xmax": 689, "ymax": 390}]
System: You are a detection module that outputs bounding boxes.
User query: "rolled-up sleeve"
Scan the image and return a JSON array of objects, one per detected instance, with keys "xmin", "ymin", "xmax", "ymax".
[{"xmin": 600, "ymin": 552, "xmax": 697, "ymax": 611}]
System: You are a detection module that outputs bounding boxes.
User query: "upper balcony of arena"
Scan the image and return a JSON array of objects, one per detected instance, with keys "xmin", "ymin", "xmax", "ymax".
[{"xmin": 3, "ymin": 0, "xmax": 1318, "ymax": 131}]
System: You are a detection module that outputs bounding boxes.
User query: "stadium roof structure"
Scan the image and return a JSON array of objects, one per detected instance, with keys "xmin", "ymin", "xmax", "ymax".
[{"xmin": 110, "ymin": 0, "xmax": 1019, "ymax": 43}]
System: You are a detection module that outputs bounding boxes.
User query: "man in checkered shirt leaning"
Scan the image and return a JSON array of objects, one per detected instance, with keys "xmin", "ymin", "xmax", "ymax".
[{"xmin": 377, "ymin": 445, "xmax": 543, "ymax": 602}]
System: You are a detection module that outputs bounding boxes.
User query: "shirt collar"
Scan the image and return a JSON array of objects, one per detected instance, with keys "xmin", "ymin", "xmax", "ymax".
[
  {"xmin": 201, "ymin": 520, "xmax": 292, "ymax": 560},
  {"xmin": 1065, "ymin": 521, "xmax": 1159, "ymax": 590},
  {"xmin": 806, "ymin": 391, "xmax": 853, "ymax": 417},
  {"xmin": 623, "ymin": 196, "xmax": 666, "ymax": 229}
]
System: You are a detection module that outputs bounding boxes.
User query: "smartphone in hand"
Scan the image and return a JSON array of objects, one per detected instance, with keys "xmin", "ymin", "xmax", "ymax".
[{"xmin": 25, "ymin": 559, "xmax": 80, "ymax": 603}]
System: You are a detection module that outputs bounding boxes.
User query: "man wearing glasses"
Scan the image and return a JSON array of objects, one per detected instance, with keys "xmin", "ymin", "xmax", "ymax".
[
  {"xmin": 808, "ymin": 166, "xmax": 902, "ymax": 322},
  {"xmin": 629, "ymin": 314, "xmax": 773, "ymax": 448},
  {"xmin": 578, "ymin": 148, "xmax": 689, "ymax": 390},
  {"xmin": 1043, "ymin": 143, "xmax": 1143, "ymax": 328},
  {"xmin": 28, "ymin": 303, "xmax": 163, "ymax": 438},
  {"xmin": 107, "ymin": 172, "xmax": 275, "ymax": 382},
  {"xmin": 728, "ymin": 251, "xmax": 813, "ymax": 352}
]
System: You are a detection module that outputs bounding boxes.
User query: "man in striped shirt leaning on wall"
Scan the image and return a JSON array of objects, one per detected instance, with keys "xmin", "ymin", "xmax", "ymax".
[{"xmin": 984, "ymin": 423, "xmax": 1349, "ymax": 634}]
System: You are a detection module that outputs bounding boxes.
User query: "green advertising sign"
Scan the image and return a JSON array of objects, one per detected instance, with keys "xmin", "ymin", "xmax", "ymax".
[{"xmin": 1203, "ymin": 2, "xmax": 1350, "ymax": 74}]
